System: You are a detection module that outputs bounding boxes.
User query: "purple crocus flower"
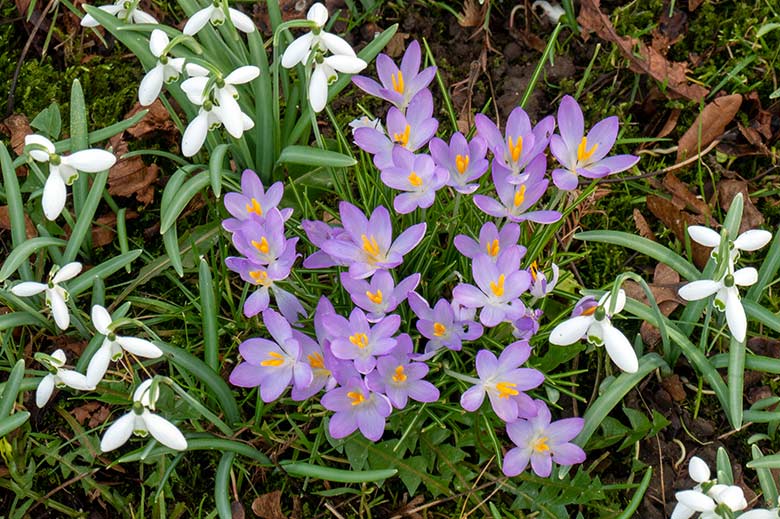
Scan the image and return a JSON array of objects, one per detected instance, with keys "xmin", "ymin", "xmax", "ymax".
[
  {"xmin": 380, "ymin": 148, "xmax": 448, "ymax": 214},
  {"xmin": 323, "ymin": 308, "xmax": 400, "ymax": 374},
  {"xmin": 321, "ymin": 376, "xmax": 392, "ymax": 441},
  {"xmin": 453, "ymin": 222, "xmax": 524, "ymax": 262},
  {"xmin": 222, "ymin": 170, "xmax": 293, "ymax": 232},
  {"xmin": 228, "ymin": 309, "xmax": 313, "ymax": 402},
  {"xmin": 475, "ymin": 107, "xmax": 555, "ymax": 183},
  {"xmin": 460, "ymin": 341, "xmax": 544, "ymax": 422},
  {"xmin": 301, "ymin": 219, "xmax": 351, "ymax": 269},
  {"xmin": 502, "ymin": 399, "xmax": 586, "ymax": 477},
  {"xmin": 225, "ymin": 257, "xmax": 306, "ymax": 323},
  {"xmin": 528, "ymin": 261, "xmax": 559, "ymax": 298},
  {"xmin": 311, "ymin": 297, "xmax": 361, "ymax": 387},
  {"xmin": 407, "ymin": 292, "xmax": 483, "ymax": 357},
  {"xmin": 473, "ymin": 154, "xmax": 562, "ymax": 224},
  {"xmin": 340, "ymin": 270, "xmax": 420, "ymax": 322},
  {"xmin": 352, "ymin": 40, "xmax": 436, "ymax": 111},
  {"xmin": 551, "ymin": 95, "xmax": 639, "ymax": 190},
  {"xmin": 353, "ymin": 90, "xmax": 438, "ymax": 170},
  {"xmin": 232, "ymin": 209, "xmax": 299, "ymax": 277},
  {"xmin": 321, "ymin": 202, "xmax": 426, "ymax": 279},
  {"xmin": 290, "ymin": 328, "xmax": 338, "ymax": 401},
  {"xmin": 366, "ymin": 334, "xmax": 439, "ymax": 409},
  {"xmin": 512, "ymin": 308, "xmax": 543, "ymax": 340},
  {"xmin": 452, "ymin": 248, "xmax": 530, "ymax": 327},
  {"xmin": 429, "ymin": 132, "xmax": 488, "ymax": 194}
]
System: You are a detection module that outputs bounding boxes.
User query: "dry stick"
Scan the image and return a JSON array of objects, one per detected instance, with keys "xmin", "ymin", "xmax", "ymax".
[
  {"xmin": 7, "ymin": 0, "xmax": 57, "ymax": 116},
  {"xmin": 594, "ymin": 139, "xmax": 721, "ymax": 185},
  {"xmin": 387, "ymin": 480, "xmax": 503, "ymax": 519},
  {"xmin": 459, "ymin": 456, "xmax": 495, "ymax": 518},
  {"xmin": 325, "ymin": 501, "xmax": 347, "ymax": 519},
  {"xmin": 28, "ymin": 468, "xmax": 101, "ymax": 513}
]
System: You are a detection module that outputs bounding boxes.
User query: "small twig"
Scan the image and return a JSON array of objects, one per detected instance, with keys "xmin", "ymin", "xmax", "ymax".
[{"xmin": 325, "ymin": 501, "xmax": 347, "ymax": 519}]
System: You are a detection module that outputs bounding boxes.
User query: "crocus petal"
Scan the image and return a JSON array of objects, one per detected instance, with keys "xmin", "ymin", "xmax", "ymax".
[
  {"xmin": 530, "ymin": 451, "xmax": 553, "ymax": 477},
  {"xmin": 460, "ymin": 385, "xmax": 485, "ymax": 411},
  {"xmin": 100, "ymin": 412, "xmax": 136, "ymax": 452},
  {"xmin": 602, "ymin": 325, "xmax": 638, "ymax": 373},
  {"xmin": 183, "ymin": 6, "xmax": 214, "ymax": 35},
  {"xmin": 502, "ymin": 447, "xmax": 531, "ymax": 477},
  {"xmin": 734, "ymin": 229, "xmax": 772, "ymax": 251},
  {"xmin": 42, "ymin": 170, "xmax": 67, "ymax": 220},
  {"xmin": 678, "ymin": 280, "xmax": 721, "ymax": 301},
  {"xmin": 11, "ymin": 282, "xmax": 46, "ymax": 296},
  {"xmin": 116, "ymin": 336, "xmax": 163, "ymax": 358},
  {"xmin": 552, "ymin": 168, "xmax": 579, "ymax": 191},
  {"xmin": 557, "ymin": 95, "xmax": 584, "ymax": 150},
  {"xmin": 91, "ymin": 305, "xmax": 113, "ymax": 335},
  {"xmin": 36, "ymin": 374, "xmax": 55, "ymax": 408},
  {"xmin": 52, "ymin": 262, "xmax": 82, "ymax": 283},
  {"xmin": 328, "ymin": 411, "xmax": 358, "ymax": 439},
  {"xmin": 64, "ymin": 149, "xmax": 117, "ymax": 172},
  {"xmin": 687, "ymin": 225, "xmax": 721, "ymax": 248},
  {"xmin": 549, "ymin": 315, "xmax": 592, "ymax": 345},
  {"xmin": 143, "ymin": 412, "xmax": 188, "ymax": 450},
  {"xmin": 139, "ymin": 64, "xmax": 164, "ymax": 106},
  {"xmin": 725, "ymin": 288, "xmax": 747, "ymax": 342}
]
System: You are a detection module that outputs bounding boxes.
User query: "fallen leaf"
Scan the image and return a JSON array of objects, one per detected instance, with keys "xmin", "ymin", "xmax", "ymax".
[
  {"xmin": 688, "ymin": 0, "xmax": 704, "ymax": 11},
  {"xmin": 677, "ymin": 94, "xmax": 742, "ymax": 162},
  {"xmin": 251, "ymin": 490, "xmax": 286, "ymax": 519},
  {"xmin": 72, "ymin": 401, "xmax": 111, "ymax": 428},
  {"xmin": 232, "ymin": 501, "xmax": 246, "ymax": 519},
  {"xmin": 718, "ymin": 179, "xmax": 763, "ymax": 232},
  {"xmin": 647, "ymin": 194, "xmax": 710, "ymax": 268},
  {"xmin": 661, "ymin": 374, "xmax": 686, "ymax": 401},
  {"xmin": 126, "ymin": 100, "xmax": 176, "ymax": 140},
  {"xmin": 108, "ymin": 134, "xmax": 158, "ymax": 205},
  {"xmin": 633, "ymin": 208, "xmax": 655, "ymax": 241},
  {"xmin": 0, "ymin": 206, "xmax": 37, "ymax": 238},
  {"xmin": 2, "ymin": 114, "xmax": 32, "ymax": 156},
  {"xmin": 662, "ymin": 172, "xmax": 711, "ymax": 217},
  {"xmin": 458, "ymin": 0, "xmax": 484, "ymax": 28},
  {"xmin": 651, "ymin": 7, "xmax": 687, "ymax": 54},
  {"xmin": 385, "ymin": 32, "xmax": 410, "ymax": 58},
  {"xmin": 91, "ymin": 210, "xmax": 139, "ymax": 248},
  {"xmin": 578, "ymin": 0, "xmax": 708, "ymax": 102},
  {"xmin": 655, "ymin": 108, "xmax": 681, "ymax": 140}
]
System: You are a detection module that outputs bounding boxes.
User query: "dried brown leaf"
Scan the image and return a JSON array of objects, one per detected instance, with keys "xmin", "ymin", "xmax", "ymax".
[
  {"xmin": 458, "ymin": 0, "xmax": 484, "ymax": 28},
  {"xmin": 661, "ymin": 374, "xmax": 686, "ymax": 401},
  {"xmin": 126, "ymin": 100, "xmax": 176, "ymax": 140},
  {"xmin": 385, "ymin": 32, "xmax": 410, "ymax": 58},
  {"xmin": 718, "ymin": 179, "xmax": 763, "ymax": 232},
  {"xmin": 0, "ymin": 206, "xmax": 37, "ymax": 238},
  {"xmin": 251, "ymin": 490, "xmax": 286, "ymax": 519},
  {"xmin": 108, "ymin": 135, "xmax": 158, "ymax": 205},
  {"xmin": 647, "ymin": 194, "xmax": 709, "ymax": 268},
  {"xmin": 655, "ymin": 109, "xmax": 681, "ymax": 139},
  {"xmin": 578, "ymin": 0, "xmax": 708, "ymax": 102},
  {"xmin": 633, "ymin": 208, "xmax": 655, "ymax": 241},
  {"xmin": 72, "ymin": 401, "xmax": 111, "ymax": 428},
  {"xmin": 2, "ymin": 114, "xmax": 32, "ymax": 156},
  {"xmin": 688, "ymin": 0, "xmax": 704, "ymax": 11},
  {"xmin": 677, "ymin": 94, "xmax": 742, "ymax": 162},
  {"xmin": 662, "ymin": 172, "xmax": 711, "ymax": 216}
]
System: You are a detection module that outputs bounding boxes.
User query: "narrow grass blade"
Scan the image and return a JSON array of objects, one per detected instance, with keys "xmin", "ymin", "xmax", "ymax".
[
  {"xmin": 727, "ymin": 335, "xmax": 745, "ymax": 430},
  {"xmin": 118, "ymin": 436, "xmax": 269, "ymax": 464},
  {"xmin": 521, "ymin": 23, "xmax": 562, "ymax": 109},
  {"xmin": 0, "ymin": 360, "xmax": 26, "ymax": 417},
  {"xmin": 0, "ymin": 237, "xmax": 66, "ymax": 281},
  {"xmin": 1, "ymin": 143, "xmax": 31, "ymax": 279},
  {"xmin": 0, "ymin": 312, "xmax": 46, "ymax": 330},
  {"xmin": 277, "ymin": 145, "xmax": 357, "ymax": 168},
  {"xmin": 744, "ymin": 300, "xmax": 780, "ymax": 333},
  {"xmin": 55, "ymin": 109, "xmax": 149, "ymax": 152},
  {"xmin": 63, "ymin": 170, "xmax": 109, "ymax": 264},
  {"xmin": 616, "ymin": 467, "xmax": 652, "ymax": 519},
  {"xmin": 199, "ymin": 257, "xmax": 219, "ymax": 371},
  {"xmin": 752, "ymin": 444, "xmax": 780, "ymax": 507},
  {"xmin": 163, "ymin": 225, "xmax": 184, "ymax": 277},
  {"xmin": 68, "ymin": 249, "xmax": 142, "ymax": 296},
  {"xmin": 248, "ymin": 30, "xmax": 274, "ymax": 182},
  {"xmin": 208, "ymin": 144, "xmax": 230, "ymax": 199},
  {"xmin": 116, "ymin": 208, "xmax": 131, "ymax": 273},
  {"xmin": 746, "ymin": 230, "xmax": 780, "ymax": 302},
  {"xmin": 575, "ymin": 230, "xmax": 700, "ymax": 281},
  {"xmin": 0, "ymin": 411, "xmax": 30, "ymax": 437},
  {"xmin": 215, "ymin": 452, "xmax": 236, "ymax": 519},
  {"xmin": 160, "ymin": 170, "xmax": 210, "ymax": 234},
  {"xmin": 281, "ymin": 463, "xmax": 397, "ymax": 483}
]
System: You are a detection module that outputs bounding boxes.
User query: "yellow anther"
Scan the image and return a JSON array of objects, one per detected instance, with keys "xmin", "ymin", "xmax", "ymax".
[
  {"xmin": 361, "ymin": 234, "xmax": 381, "ymax": 262},
  {"xmin": 489, "ymin": 274, "xmax": 505, "ymax": 297},
  {"xmin": 349, "ymin": 332, "xmax": 369, "ymax": 349},
  {"xmin": 496, "ymin": 381, "xmax": 519, "ymax": 399},
  {"xmin": 529, "ymin": 261, "xmax": 538, "ymax": 281},
  {"xmin": 408, "ymin": 171, "xmax": 423, "ymax": 187},
  {"xmin": 249, "ymin": 270, "xmax": 269, "ymax": 285},
  {"xmin": 455, "ymin": 154, "xmax": 470, "ymax": 174},
  {"xmin": 347, "ymin": 391, "xmax": 365, "ymax": 406},
  {"xmin": 245, "ymin": 198, "xmax": 263, "ymax": 216},
  {"xmin": 391, "ymin": 71, "xmax": 404, "ymax": 94},
  {"xmin": 581, "ymin": 306, "xmax": 597, "ymax": 316},
  {"xmin": 252, "ymin": 236, "xmax": 270, "ymax": 254},
  {"xmin": 577, "ymin": 137, "xmax": 598, "ymax": 162},
  {"xmin": 392, "ymin": 365, "xmax": 407, "ymax": 383},
  {"xmin": 533, "ymin": 436, "xmax": 550, "ymax": 452},
  {"xmin": 433, "ymin": 322, "xmax": 447, "ymax": 337},
  {"xmin": 393, "ymin": 124, "xmax": 411, "ymax": 147},
  {"xmin": 513, "ymin": 185, "xmax": 526, "ymax": 208},
  {"xmin": 508, "ymin": 136, "xmax": 523, "ymax": 163},
  {"xmin": 308, "ymin": 352, "xmax": 325, "ymax": 369},
  {"xmin": 260, "ymin": 351, "xmax": 285, "ymax": 367},
  {"xmin": 486, "ymin": 239, "xmax": 500, "ymax": 257},
  {"xmin": 366, "ymin": 289, "xmax": 383, "ymax": 305}
]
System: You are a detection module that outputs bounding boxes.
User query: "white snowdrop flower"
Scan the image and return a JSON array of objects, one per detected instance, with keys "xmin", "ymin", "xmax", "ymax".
[
  {"xmin": 308, "ymin": 54, "xmax": 367, "ymax": 112},
  {"xmin": 678, "ymin": 266, "xmax": 757, "ymax": 343},
  {"xmin": 11, "ymin": 262, "xmax": 82, "ymax": 330},
  {"xmin": 183, "ymin": 0, "xmax": 255, "ymax": 35},
  {"xmin": 24, "ymin": 135, "xmax": 116, "ymax": 220},
  {"xmin": 532, "ymin": 1, "xmax": 566, "ymax": 23},
  {"xmin": 740, "ymin": 509, "xmax": 780, "ymax": 519},
  {"xmin": 281, "ymin": 2, "xmax": 357, "ymax": 69},
  {"xmin": 688, "ymin": 225, "xmax": 772, "ymax": 265},
  {"xmin": 670, "ymin": 456, "xmax": 715, "ymax": 519},
  {"xmin": 180, "ymin": 103, "xmax": 254, "ymax": 157},
  {"xmin": 549, "ymin": 289, "xmax": 638, "ymax": 373},
  {"xmin": 35, "ymin": 349, "xmax": 94, "ymax": 408},
  {"xmin": 138, "ymin": 29, "xmax": 185, "ymax": 106},
  {"xmin": 100, "ymin": 379, "xmax": 188, "ymax": 452},
  {"xmin": 81, "ymin": 0, "xmax": 158, "ymax": 27},
  {"xmin": 86, "ymin": 305, "xmax": 164, "ymax": 387}
]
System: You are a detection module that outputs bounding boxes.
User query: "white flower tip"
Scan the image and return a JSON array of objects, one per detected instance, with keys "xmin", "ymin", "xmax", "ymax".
[
  {"xmin": 687, "ymin": 225, "xmax": 722, "ymax": 248},
  {"xmin": 688, "ymin": 456, "xmax": 710, "ymax": 483},
  {"xmin": 307, "ymin": 3, "xmax": 328, "ymax": 27},
  {"xmin": 91, "ymin": 305, "xmax": 113, "ymax": 335}
]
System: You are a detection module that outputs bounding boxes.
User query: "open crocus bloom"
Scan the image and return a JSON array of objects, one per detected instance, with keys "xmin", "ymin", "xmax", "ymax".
[
  {"xmin": 100, "ymin": 379, "xmax": 188, "ymax": 452},
  {"xmin": 549, "ymin": 290, "xmax": 638, "ymax": 373},
  {"xmin": 321, "ymin": 377, "xmax": 392, "ymax": 441},
  {"xmin": 25, "ymin": 135, "xmax": 116, "ymax": 220},
  {"xmin": 11, "ymin": 262, "xmax": 82, "ymax": 330}
]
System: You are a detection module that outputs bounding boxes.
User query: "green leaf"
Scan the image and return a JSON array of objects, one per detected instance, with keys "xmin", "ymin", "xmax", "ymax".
[
  {"xmin": 575, "ymin": 230, "xmax": 700, "ymax": 281},
  {"xmin": 716, "ymin": 447, "xmax": 734, "ymax": 485},
  {"xmin": 281, "ymin": 463, "xmax": 396, "ymax": 483},
  {"xmin": 67, "ymin": 249, "xmax": 142, "ymax": 297},
  {"xmin": 0, "ymin": 312, "xmax": 47, "ymax": 330},
  {"xmin": 752, "ymin": 444, "xmax": 779, "ymax": 508},
  {"xmin": 30, "ymin": 102, "xmax": 62, "ymax": 139},
  {"xmin": 0, "ymin": 360, "xmax": 26, "ymax": 417},
  {"xmin": 160, "ymin": 170, "xmax": 210, "ymax": 235},
  {"xmin": 215, "ymin": 452, "xmax": 235, "ymax": 519},
  {"xmin": 118, "ymin": 436, "xmax": 269, "ymax": 464},
  {"xmin": 727, "ymin": 335, "xmax": 745, "ymax": 429},
  {"xmin": 0, "ymin": 411, "xmax": 30, "ymax": 437},
  {"xmin": 1, "ymin": 143, "xmax": 30, "ymax": 280},
  {"xmin": 199, "ymin": 257, "xmax": 219, "ymax": 372},
  {"xmin": 397, "ymin": 456, "xmax": 426, "ymax": 495},
  {"xmin": 277, "ymin": 145, "xmax": 356, "ymax": 168},
  {"xmin": 208, "ymin": 144, "xmax": 230, "ymax": 199},
  {"xmin": 747, "ymin": 230, "xmax": 780, "ymax": 301},
  {"xmin": 63, "ymin": 170, "xmax": 109, "ymax": 263},
  {"xmin": 757, "ymin": 22, "xmax": 780, "ymax": 38},
  {"xmin": 0, "ymin": 237, "xmax": 67, "ymax": 282}
]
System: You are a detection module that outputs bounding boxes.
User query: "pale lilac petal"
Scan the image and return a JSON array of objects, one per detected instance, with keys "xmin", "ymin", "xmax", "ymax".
[
  {"xmin": 329, "ymin": 411, "xmax": 357, "ymax": 439},
  {"xmin": 584, "ymin": 116, "xmax": 618, "ymax": 162},
  {"xmin": 552, "ymin": 168, "xmax": 579, "ymax": 191},
  {"xmin": 551, "ymin": 442, "xmax": 586, "ymax": 466},
  {"xmin": 460, "ymin": 385, "xmax": 485, "ymax": 411},
  {"xmin": 530, "ymin": 451, "xmax": 553, "ymax": 477},
  {"xmin": 592, "ymin": 154, "xmax": 639, "ymax": 174},
  {"xmin": 502, "ymin": 447, "xmax": 531, "ymax": 476},
  {"xmin": 557, "ymin": 95, "xmax": 584, "ymax": 150}
]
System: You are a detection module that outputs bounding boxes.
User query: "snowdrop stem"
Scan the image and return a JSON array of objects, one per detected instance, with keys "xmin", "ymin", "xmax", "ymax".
[
  {"xmin": 160, "ymin": 376, "xmax": 234, "ymax": 436},
  {"xmin": 612, "ymin": 272, "xmax": 670, "ymax": 363}
]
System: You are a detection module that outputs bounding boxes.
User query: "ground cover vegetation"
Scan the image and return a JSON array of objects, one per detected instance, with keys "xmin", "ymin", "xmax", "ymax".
[{"xmin": 1, "ymin": 0, "xmax": 780, "ymax": 517}]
